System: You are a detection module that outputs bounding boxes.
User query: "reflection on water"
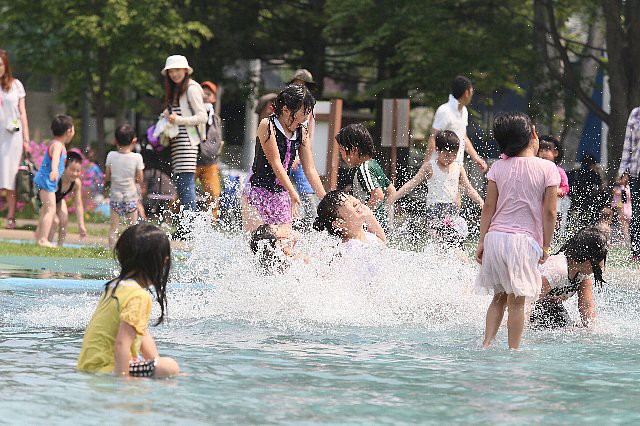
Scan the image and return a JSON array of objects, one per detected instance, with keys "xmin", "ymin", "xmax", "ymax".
[{"xmin": 1, "ymin": 218, "xmax": 640, "ymax": 423}]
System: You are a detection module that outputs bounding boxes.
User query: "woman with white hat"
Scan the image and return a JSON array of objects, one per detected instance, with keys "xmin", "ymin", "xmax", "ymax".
[{"xmin": 161, "ymin": 55, "xmax": 207, "ymax": 225}]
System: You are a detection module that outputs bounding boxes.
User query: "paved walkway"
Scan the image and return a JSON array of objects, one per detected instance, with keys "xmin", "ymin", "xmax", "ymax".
[{"xmin": 1, "ymin": 218, "xmax": 109, "ymax": 247}]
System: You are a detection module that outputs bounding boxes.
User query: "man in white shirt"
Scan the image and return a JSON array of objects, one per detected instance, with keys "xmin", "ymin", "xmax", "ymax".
[{"xmin": 423, "ymin": 76, "xmax": 487, "ymax": 172}]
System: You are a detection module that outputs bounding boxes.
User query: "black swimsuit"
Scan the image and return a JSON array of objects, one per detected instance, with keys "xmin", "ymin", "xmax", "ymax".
[
  {"xmin": 55, "ymin": 180, "xmax": 75, "ymax": 203},
  {"xmin": 250, "ymin": 115, "xmax": 302, "ymax": 192}
]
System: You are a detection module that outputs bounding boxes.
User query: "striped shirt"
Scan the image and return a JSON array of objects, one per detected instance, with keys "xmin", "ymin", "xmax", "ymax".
[
  {"xmin": 618, "ymin": 107, "xmax": 640, "ymax": 178},
  {"xmin": 170, "ymin": 105, "xmax": 198, "ymax": 174}
]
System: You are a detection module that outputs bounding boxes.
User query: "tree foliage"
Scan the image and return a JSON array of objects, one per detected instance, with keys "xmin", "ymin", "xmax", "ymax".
[{"xmin": 0, "ymin": 0, "xmax": 211, "ymax": 163}]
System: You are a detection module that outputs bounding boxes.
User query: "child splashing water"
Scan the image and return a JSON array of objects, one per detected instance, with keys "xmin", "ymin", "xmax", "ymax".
[
  {"xmin": 335, "ymin": 124, "xmax": 396, "ymax": 229},
  {"xmin": 78, "ymin": 223, "xmax": 179, "ymax": 378},
  {"xmin": 244, "ymin": 84, "xmax": 326, "ymax": 232},
  {"xmin": 475, "ymin": 112, "xmax": 559, "ymax": 349},
  {"xmin": 530, "ymin": 225, "xmax": 608, "ymax": 329},
  {"xmin": 313, "ymin": 190, "xmax": 386, "ymax": 251},
  {"xmin": 389, "ymin": 130, "xmax": 484, "ymax": 227},
  {"xmin": 249, "ymin": 224, "xmax": 307, "ymax": 274}
]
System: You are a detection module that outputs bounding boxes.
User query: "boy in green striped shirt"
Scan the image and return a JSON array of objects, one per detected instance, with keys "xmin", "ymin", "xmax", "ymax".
[{"xmin": 336, "ymin": 124, "xmax": 396, "ymax": 228}]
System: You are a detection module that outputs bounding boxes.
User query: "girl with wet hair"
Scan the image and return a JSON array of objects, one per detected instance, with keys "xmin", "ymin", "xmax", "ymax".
[
  {"xmin": 249, "ymin": 224, "xmax": 307, "ymax": 274},
  {"xmin": 313, "ymin": 190, "xmax": 386, "ymax": 251},
  {"xmin": 244, "ymin": 84, "xmax": 326, "ymax": 232},
  {"xmin": 530, "ymin": 226, "xmax": 609, "ymax": 328},
  {"xmin": 78, "ymin": 223, "xmax": 180, "ymax": 378}
]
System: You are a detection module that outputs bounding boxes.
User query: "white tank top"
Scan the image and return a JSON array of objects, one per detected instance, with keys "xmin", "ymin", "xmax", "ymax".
[{"xmin": 426, "ymin": 159, "xmax": 460, "ymax": 205}]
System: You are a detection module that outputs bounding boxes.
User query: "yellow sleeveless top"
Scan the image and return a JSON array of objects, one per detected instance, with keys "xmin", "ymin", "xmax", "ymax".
[{"xmin": 77, "ymin": 279, "xmax": 152, "ymax": 373}]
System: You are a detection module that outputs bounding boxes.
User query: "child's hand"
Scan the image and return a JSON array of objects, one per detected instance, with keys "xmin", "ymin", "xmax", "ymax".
[
  {"xmin": 291, "ymin": 158, "xmax": 301, "ymax": 171},
  {"xmin": 475, "ymin": 242, "xmax": 484, "ymax": 264},
  {"xmin": 290, "ymin": 191, "xmax": 301, "ymax": 218},
  {"xmin": 539, "ymin": 252, "xmax": 549, "ymax": 264},
  {"xmin": 49, "ymin": 170, "xmax": 59, "ymax": 182},
  {"xmin": 79, "ymin": 225, "xmax": 87, "ymax": 239},
  {"xmin": 476, "ymin": 158, "xmax": 488, "ymax": 173}
]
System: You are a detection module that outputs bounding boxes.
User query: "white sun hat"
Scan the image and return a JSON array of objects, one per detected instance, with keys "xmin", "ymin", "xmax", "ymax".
[{"xmin": 161, "ymin": 55, "xmax": 193, "ymax": 76}]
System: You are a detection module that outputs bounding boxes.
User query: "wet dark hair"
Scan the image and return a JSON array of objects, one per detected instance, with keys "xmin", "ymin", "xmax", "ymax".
[
  {"xmin": 249, "ymin": 224, "xmax": 289, "ymax": 274},
  {"xmin": 558, "ymin": 226, "xmax": 608, "ymax": 286},
  {"xmin": 538, "ymin": 135, "xmax": 564, "ymax": 164},
  {"xmin": 107, "ymin": 223, "xmax": 171, "ymax": 325},
  {"xmin": 335, "ymin": 123, "xmax": 375, "ymax": 158},
  {"xmin": 65, "ymin": 151, "xmax": 83, "ymax": 167},
  {"xmin": 435, "ymin": 130, "xmax": 459, "ymax": 152},
  {"xmin": 580, "ymin": 154, "xmax": 597, "ymax": 167},
  {"xmin": 451, "ymin": 75, "xmax": 473, "ymax": 99},
  {"xmin": 51, "ymin": 115, "xmax": 74, "ymax": 137},
  {"xmin": 313, "ymin": 190, "xmax": 349, "ymax": 237},
  {"xmin": 115, "ymin": 124, "xmax": 136, "ymax": 147},
  {"xmin": 273, "ymin": 84, "xmax": 315, "ymax": 129},
  {"xmin": 493, "ymin": 112, "xmax": 535, "ymax": 157}
]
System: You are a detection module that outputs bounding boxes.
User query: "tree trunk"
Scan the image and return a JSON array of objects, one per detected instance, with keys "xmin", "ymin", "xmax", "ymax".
[
  {"xmin": 94, "ymin": 53, "xmax": 108, "ymax": 167},
  {"xmin": 603, "ymin": 0, "xmax": 640, "ymax": 184}
]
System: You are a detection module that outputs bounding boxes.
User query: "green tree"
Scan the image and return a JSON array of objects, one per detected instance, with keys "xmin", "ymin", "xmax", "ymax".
[
  {"xmin": 534, "ymin": 0, "xmax": 640, "ymax": 179},
  {"xmin": 0, "ymin": 0, "xmax": 211, "ymax": 164}
]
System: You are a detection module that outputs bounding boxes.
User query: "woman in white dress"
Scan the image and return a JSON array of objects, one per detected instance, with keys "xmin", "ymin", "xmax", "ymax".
[{"xmin": 0, "ymin": 49, "xmax": 30, "ymax": 229}]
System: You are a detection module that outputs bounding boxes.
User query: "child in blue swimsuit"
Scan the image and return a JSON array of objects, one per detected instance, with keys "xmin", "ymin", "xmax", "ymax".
[{"xmin": 33, "ymin": 115, "xmax": 75, "ymax": 247}]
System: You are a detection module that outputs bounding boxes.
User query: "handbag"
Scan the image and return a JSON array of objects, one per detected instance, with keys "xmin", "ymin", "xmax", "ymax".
[{"xmin": 15, "ymin": 153, "xmax": 37, "ymax": 203}]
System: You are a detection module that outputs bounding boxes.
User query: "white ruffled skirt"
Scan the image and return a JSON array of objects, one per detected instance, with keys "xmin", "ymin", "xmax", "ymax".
[{"xmin": 475, "ymin": 231, "xmax": 542, "ymax": 299}]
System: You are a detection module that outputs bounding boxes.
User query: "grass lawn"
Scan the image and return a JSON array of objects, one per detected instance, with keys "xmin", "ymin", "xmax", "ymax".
[{"xmin": 0, "ymin": 241, "xmax": 112, "ymax": 259}]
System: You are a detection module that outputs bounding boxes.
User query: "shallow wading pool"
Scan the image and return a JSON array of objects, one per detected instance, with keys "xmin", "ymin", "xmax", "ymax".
[{"xmin": 1, "ymin": 230, "xmax": 640, "ymax": 423}]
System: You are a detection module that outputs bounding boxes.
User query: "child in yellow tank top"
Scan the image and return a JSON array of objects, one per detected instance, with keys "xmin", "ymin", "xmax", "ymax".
[{"xmin": 77, "ymin": 223, "xmax": 179, "ymax": 378}]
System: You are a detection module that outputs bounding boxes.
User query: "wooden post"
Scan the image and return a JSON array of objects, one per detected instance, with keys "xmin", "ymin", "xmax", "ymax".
[
  {"xmin": 327, "ymin": 99, "xmax": 343, "ymax": 190},
  {"xmin": 390, "ymin": 99, "xmax": 398, "ymax": 183}
]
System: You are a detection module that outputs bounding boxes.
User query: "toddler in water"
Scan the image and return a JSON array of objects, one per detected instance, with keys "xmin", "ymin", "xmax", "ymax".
[
  {"xmin": 530, "ymin": 226, "xmax": 608, "ymax": 329},
  {"xmin": 475, "ymin": 112, "xmax": 559, "ymax": 349},
  {"xmin": 105, "ymin": 124, "xmax": 144, "ymax": 248},
  {"xmin": 46, "ymin": 151, "xmax": 87, "ymax": 246},
  {"xmin": 77, "ymin": 223, "xmax": 179, "ymax": 378},
  {"xmin": 313, "ymin": 190, "xmax": 386, "ymax": 252},
  {"xmin": 33, "ymin": 115, "xmax": 75, "ymax": 247},
  {"xmin": 336, "ymin": 124, "xmax": 396, "ymax": 228}
]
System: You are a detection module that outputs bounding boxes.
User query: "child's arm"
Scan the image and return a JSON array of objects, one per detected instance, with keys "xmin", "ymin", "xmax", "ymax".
[
  {"xmin": 362, "ymin": 204, "xmax": 386, "ymax": 243},
  {"xmin": 113, "ymin": 322, "xmax": 137, "ymax": 376},
  {"xmin": 48, "ymin": 142, "xmax": 63, "ymax": 182},
  {"xmin": 577, "ymin": 278, "xmax": 596, "ymax": 327},
  {"xmin": 367, "ymin": 187, "xmax": 385, "ymax": 210},
  {"xmin": 105, "ymin": 165, "xmax": 111, "ymax": 182},
  {"xmin": 140, "ymin": 331, "xmax": 160, "ymax": 360},
  {"xmin": 299, "ymin": 127, "xmax": 327, "ymax": 198},
  {"xmin": 72, "ymin": 178, "xmax": 87, "ymax": 238},
  {"xmin": 384, "ymin": 184, "xmax": 397, "ymax": 205},
  {"xmin": 459, "ymin": 165, "xmax": 484, "ymax": 208},
  {"xmin": 557, "ymin": 167, "xmax": 570, "ymax": 197},
  {"xmin": 540, "ymin": 186, "xmax": 558, "ymax": 264},
  {"xmin": 475, "ymin": 180, "xmax": 498, "ymax": 264},
  {"xmin": 389, "ymin": 162, "xmax": 433, "ymax": 203}
]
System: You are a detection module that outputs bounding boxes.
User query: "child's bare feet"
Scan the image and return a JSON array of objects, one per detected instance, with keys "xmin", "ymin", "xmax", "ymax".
[{"xmin": 37, "ymin": 239, "xmax": 55, "ymax": 248}]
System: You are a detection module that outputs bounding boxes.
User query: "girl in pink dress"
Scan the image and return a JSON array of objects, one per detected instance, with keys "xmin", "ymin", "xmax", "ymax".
[{"xmin": 475, "ymin": 112, "xmax": 560, "ymax": 349}]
